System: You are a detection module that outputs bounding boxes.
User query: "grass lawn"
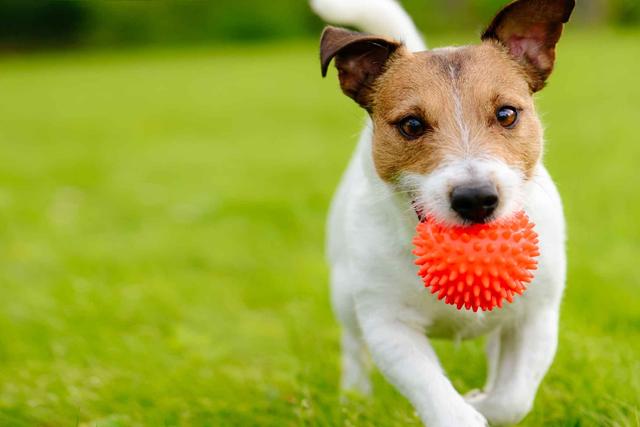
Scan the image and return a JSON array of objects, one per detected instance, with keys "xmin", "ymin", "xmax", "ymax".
[{"xmin": 0, "ymin": 29, "xmax": 639, "ymax": 426}]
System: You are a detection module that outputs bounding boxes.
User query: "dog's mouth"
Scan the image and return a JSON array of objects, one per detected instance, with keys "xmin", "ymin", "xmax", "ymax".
[{"xmin": 411, "ymin": 199, "xmax": 426, "ymax": 222}]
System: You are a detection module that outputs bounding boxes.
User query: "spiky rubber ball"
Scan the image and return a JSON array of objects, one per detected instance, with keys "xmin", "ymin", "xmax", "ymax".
[{"xmin": 412, "ymin": 211, "xmax": 539, "ymax": 312}]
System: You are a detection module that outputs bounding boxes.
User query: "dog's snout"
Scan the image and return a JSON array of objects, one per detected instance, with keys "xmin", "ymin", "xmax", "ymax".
[{"xmin": 450, "ymin": 184, "xmax": 499, "ymax": 223}]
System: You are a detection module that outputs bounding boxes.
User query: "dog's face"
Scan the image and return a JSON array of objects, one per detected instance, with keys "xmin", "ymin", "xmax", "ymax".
[
  {"xmin": 321, "ymin": 0, "xmax": 574, "ymax": 225},
  {"xmin": 370, "ymin": 44, "xmax": 543, "ymax": 225}
]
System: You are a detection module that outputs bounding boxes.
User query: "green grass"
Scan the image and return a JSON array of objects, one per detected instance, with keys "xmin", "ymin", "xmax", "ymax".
[{"xmin": 0, "ymin": 29, "xmax": 639, "ymax": 426}]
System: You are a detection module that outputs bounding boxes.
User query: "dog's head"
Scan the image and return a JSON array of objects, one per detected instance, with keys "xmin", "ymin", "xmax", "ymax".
[{"xmin": 320, "ymin": 0, "xmax": 574, "ymax": 225}]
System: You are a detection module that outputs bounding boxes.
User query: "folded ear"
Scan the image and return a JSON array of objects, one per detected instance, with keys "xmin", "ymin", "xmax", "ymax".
[
  {"xmin": 482, "ymin": 0, "xmax": 575, "ymax": 92},
  {"xmin": 320, "ymin": 26, "xmax": 403, "ymax": 111}
]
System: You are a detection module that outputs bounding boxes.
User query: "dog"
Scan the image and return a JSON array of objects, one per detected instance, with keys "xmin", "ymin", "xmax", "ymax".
[{"xmin": 311, "ymin": 0, "xmax": 574, "ymax": 425}]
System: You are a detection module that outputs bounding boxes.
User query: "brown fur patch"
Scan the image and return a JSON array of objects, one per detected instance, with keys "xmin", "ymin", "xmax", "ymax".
[{"xmin": 370, "ymin": 43, "xmax": 543, "ymax": 182}]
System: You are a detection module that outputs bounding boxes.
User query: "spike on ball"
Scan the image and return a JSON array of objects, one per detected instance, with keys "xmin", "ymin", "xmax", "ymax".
[{"xmin": 412, "ymin": 211, "xmax": 539, "ymax": 312}]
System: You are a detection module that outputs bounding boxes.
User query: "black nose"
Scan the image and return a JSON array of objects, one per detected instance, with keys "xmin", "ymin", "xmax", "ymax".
[{"xmin": 450, "ymin": 184, "xmax": 499, "ymax": 223}]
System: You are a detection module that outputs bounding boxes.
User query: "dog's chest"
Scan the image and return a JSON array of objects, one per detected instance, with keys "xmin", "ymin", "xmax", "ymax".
[
  {"xmin": 423, "ymin": 305, "xmax": 515, "ymax": 339},
  {"xmin": 391, "ymin": 272, "xmax": 518, "ymax": 339},
  {"xmin": 362, "ymin": 238, "xmax": 522, "ymax": 340}
]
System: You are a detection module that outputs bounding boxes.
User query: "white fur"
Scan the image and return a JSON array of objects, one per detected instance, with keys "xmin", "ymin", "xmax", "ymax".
[
  {"xmin": 449, "ymin": 62, "xmax": 472, "ymax": 153},
  {"xmin": 402, "ymin": 158, "xmax": 525, "ymax": 227},
  {"xmin": 314, "ymin": 1, "xmax": 566, "ymax": 426},
  {"xmin": 310, "ymin": 0, "xmax": 427, "ymax": 52}
]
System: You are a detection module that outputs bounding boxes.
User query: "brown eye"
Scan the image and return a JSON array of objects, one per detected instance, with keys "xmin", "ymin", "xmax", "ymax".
[
  {"xmin": 496, "ymin": 106, "xmax": 518, "ymax": 128},
  {"xmin": 397, "ymin": 116, "xmax": 426, "ymax": 139}
]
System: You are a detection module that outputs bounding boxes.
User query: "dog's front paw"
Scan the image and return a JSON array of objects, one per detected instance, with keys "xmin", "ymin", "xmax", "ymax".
[
  {"xmin": 466, "ymin": 393, "xmax": 532, "ymax": 426},
  {"xmin": 449, "ymin": 404, "xmax": 488, "ymax": 427},
  {"xmin": 428, "ymin": 401, "xmax": 487, "ymax": 427}
]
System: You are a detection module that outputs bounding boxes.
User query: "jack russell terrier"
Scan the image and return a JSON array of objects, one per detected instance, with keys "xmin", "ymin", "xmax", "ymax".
[{"xmin": 311, "ymin": 0, "xmax": 574, "ymax": 425}]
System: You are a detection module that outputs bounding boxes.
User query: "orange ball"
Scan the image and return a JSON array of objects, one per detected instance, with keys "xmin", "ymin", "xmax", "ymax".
[{"xmin": 412, "ymin": 211, "xmax": 539, "ymax": 312}]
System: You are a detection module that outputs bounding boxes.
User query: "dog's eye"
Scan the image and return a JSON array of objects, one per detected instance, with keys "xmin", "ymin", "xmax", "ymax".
[
  {"xmin": 397, "ymin": 117, "xmax": 426, "ymax": 139},
  {"xmin": 496, "ymin": 106, "xmax": 518, "ymax": 128}
]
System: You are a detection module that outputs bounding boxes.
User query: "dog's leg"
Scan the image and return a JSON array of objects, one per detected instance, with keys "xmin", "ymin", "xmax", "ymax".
[
  {"xmin": 340, "ymin": 329, "xmax": 372, "ymax": 395},
  {"xmin": 357, "ymin": 300, "xmax": 487, "ymax": 427},
  {"xmin": 466, "ymin": 329, "xmax": 501, "ymax": 401},
  {"xmin": 467, "ymin": 308, "xmax": 559, "ymax": 426},
  {"xmin": 330, "ymin": 265, "xmax": 372, "ymax": 395},
  {"xmin": 484, "ymin": 329, "xmax": 501, "ymax": 393}
]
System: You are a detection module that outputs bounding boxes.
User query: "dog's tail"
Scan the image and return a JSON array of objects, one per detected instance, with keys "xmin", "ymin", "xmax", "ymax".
[{"xmin": 310, "ymin": 0, "xmax": 426, "ymax": 51}]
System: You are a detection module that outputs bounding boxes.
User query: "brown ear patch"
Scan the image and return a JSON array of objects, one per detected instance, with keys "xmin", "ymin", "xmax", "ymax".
[
  {"xmin": 320, "ymin": 26, "xmax": 403, "ymax": 110},
  {"xmin": 482, "ymin": 0, "xmax": 575, "ymax": 91}
]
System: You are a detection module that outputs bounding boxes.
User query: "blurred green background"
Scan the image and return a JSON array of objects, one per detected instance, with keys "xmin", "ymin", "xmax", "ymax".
[
  {"xmin": 0, "ymin": 1, "xmax": 638, "ymax": 426},
  {"xmin": 0, "ymin": 0, "xmax": 638, "ymax": 48}
]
